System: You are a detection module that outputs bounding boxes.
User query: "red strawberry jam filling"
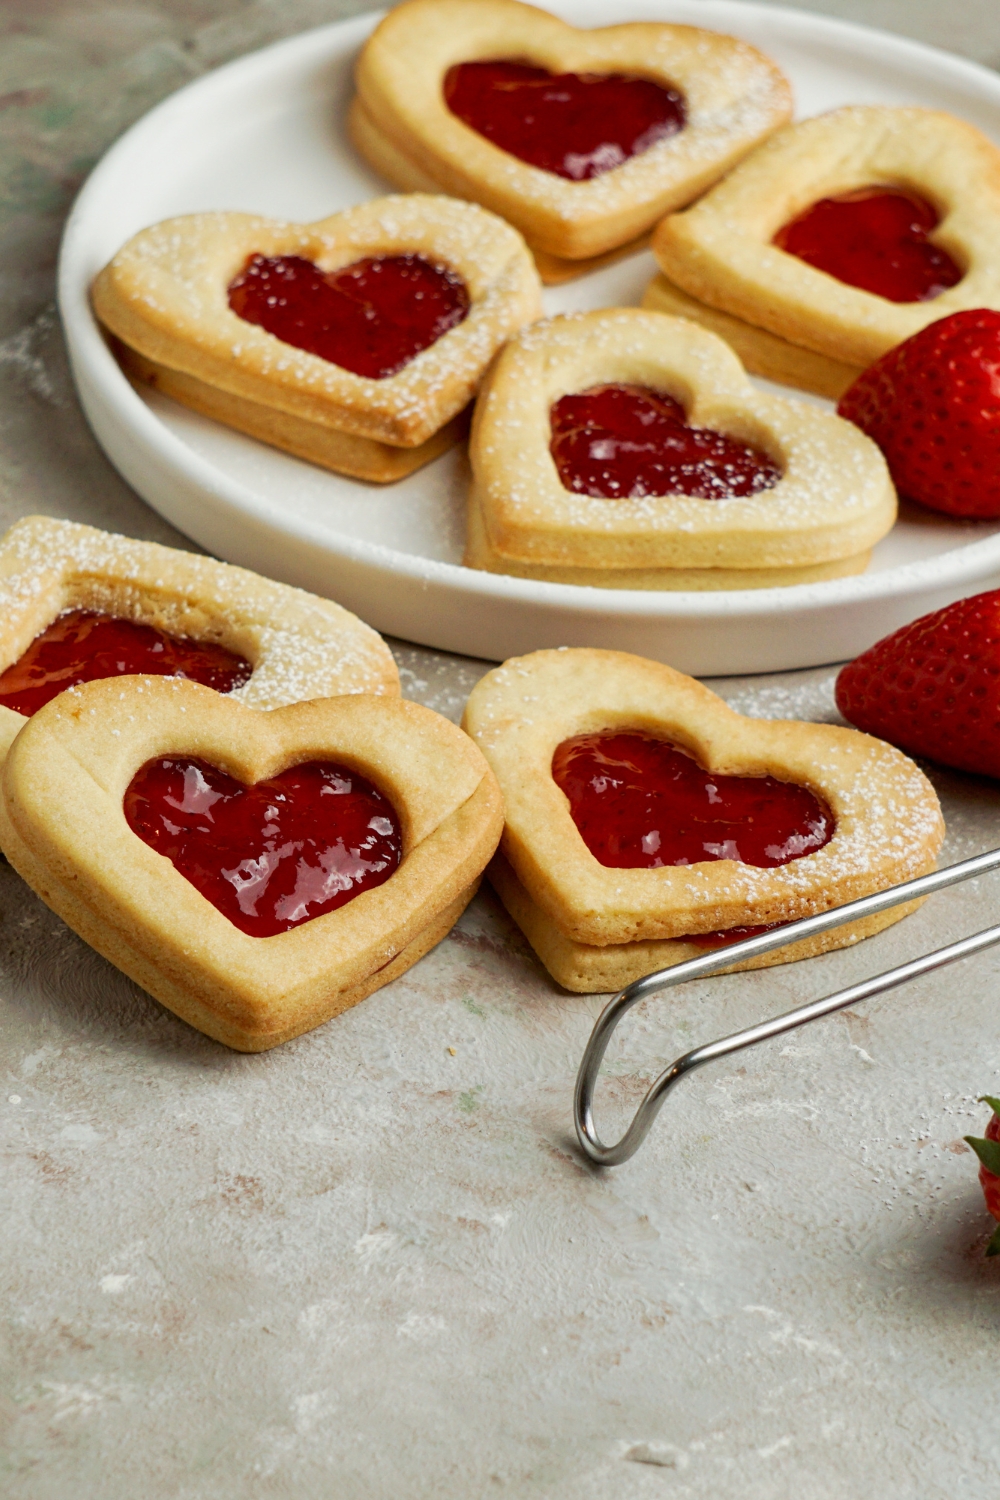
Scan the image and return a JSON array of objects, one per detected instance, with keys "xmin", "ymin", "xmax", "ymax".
[
  {"xmin": 550, "ymin": 384, "xmax": 781, "ymax": 499},
  {"xmin": 124, "ymin": 758, "xmax": 401, "ymax": 938},
  {"xmin": 227, "ymin": 252, "xmax": 469, "ymax": 379},
  {"xmin": 773, "ymin": 187, "xmax": 961, "ymax": 304},
  {"xmin": 552, "ymin": 731, "xmax": 832, "ymax": 871},
  {"xmin": 0, "ymin": 610, "xmax": 251, "ymax": 718},
  {"xmin": 443, "ymin": 60, "xmax": 685, "ymax": 180},
  {"xmin": 688, "ymin": 922, "xmax": 785, "ymax": 949}
]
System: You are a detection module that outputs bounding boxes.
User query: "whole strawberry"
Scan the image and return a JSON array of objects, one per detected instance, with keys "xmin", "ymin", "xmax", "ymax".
[
  {"xmin": 837, "ymin": 309, "xmax": 1000, "ymax": 518},
  {"xmin": 964, "ymin": 1096, "xmax": 1000, "ymax": 1257},
  {"xmin": 835, "ymin": 589, "xmax": 1000, "ymax": 777}
]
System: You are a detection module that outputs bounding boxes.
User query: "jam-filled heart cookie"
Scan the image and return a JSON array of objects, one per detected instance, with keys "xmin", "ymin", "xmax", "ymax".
[
  {"xmin": 652, "ymin": 106, "xmax": 1000, "ymax": 381},
  {"xmin": 92, "ymin": 195, "xmax": 541, "ymax": 481},
  {"xmin": 1, "ymin": 678, "xmax": 503, "ymax": 1049},
  {"xmin": 351, "ymin": 0, "xmax": 792, "ymax": 281},
  {"xmin": 0, "ymin": 516, "xmax": 399, "ymax": 764},
  {"xmin": 462, "ymin": 649, "xmax": 944, "ymax": 992},
  {"xmin": 466, "ymin": 310, "xmax": 895, "ymax": 589}
]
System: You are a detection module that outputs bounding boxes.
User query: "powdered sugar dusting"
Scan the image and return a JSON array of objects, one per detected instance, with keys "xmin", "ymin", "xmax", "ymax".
[
  {"xmin": 367, "ymin": 5, "xmax": 792, "ymax": 227},
  {"xmin": 0, "ymin": 517, "xmax": 398, "ymax": 712},
  {"xmin": 481, "ymin": 36, "xmax": 791, "ymax": 213},
  {"xmin": 104, "ymin": 196, "xmax": 541, "ymax": 444},
  {"xmin": 474, "ymin": 309, "xmax": 893, "ymax": 570},
  {"xmin": 391, "ymin": 640, "xmax": 492, "ymax": 724},
  {"xmin": 465, "ymin": 650, "xmax": 944, "ymax": 935}
]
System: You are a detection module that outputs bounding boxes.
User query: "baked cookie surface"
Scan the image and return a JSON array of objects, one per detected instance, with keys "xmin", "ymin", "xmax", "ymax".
[
  {"xmin": 462, "ymin": 648, "xmax": 944, "ymax": 991},
  {"xmin": 641, "ymin": 272, "xmax": 862, "ymax": 400},
  {"xmin": 467, "ymin": 309, "xmax": 895, "ymax": 581},
  {"xmin": 347, "ymin": 94, "xmax": 653, "ymax": 285},
  {"xmin": 93, "ymin": 195, "xmax": 541, "ymax": 479},
  {"xmin": 352, "ymin": 0, "xmax": 792, "ymax": 267},
  {"xmin": 2, "ymin": 678, "xmax": 503, "ymax": 1049},
  {"xmin": 464, "ymin": 485, "xmax": 871, "ymax": 590},
  {"xmin": 487, "ymin": 850, "xmax": 918, "ymax": 993},
  {"xmin": 0, "ymin": 516, "xmax": 399, "ymax": 761},
  {"xmin": 653, "ymin": 106, "xmax": 1000, "ymax": 369}
]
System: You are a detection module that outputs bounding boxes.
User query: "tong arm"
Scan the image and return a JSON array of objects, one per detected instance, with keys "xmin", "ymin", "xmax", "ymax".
[{"xmin": 574, "ymin": 847, "xmax": 1000, "ymax": 1166}]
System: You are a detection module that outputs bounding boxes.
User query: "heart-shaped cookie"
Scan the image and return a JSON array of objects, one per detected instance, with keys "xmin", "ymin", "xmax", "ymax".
[
  {"xmin": 462, "ymin": 649, "xmax": 944, "ymax": 992},
  {"xmin": 352, "ymin": 0, "xmax": 792, "ymax": 270},
  {"xmin": 0, "ymin": 677, "xmax": 503, "ymax": 1049},
  {"xmin": 467, "ymin": 310, "xmax": 895, "ymax": 583},
  {"xmin": 93, "ymin": 195, "xmax": 541, "ymax": 480},
  {"xmin": 653, "ymin": 106, "xmax": 1000, "ymax": 370},
  {"xmin": 0, "ymin": 516, "xmax": 399, "ymax": 768}
]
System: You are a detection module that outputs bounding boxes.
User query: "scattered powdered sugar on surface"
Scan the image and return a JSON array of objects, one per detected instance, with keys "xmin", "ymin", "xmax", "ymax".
[
  {"xmin": 390, "ymin": 640, "xmax": 492, "ymax": 724},
  {"xmin": 713, "ymin": 665, "xmax": 846, "ymax": 726}
]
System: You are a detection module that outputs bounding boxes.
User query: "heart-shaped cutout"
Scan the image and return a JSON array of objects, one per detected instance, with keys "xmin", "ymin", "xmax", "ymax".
[
  {"xmin": 654, "ymin": 106, "xmax": 1000, "ymax": 369},
  {"xmin": 551, "ymin": 731, "xmax": 831, "ymax": 870},
  {"xmin": 1, "ymin": 678, "xmax": 502, "ymax": 1048},
  {"xmin": 773, "ymin": 187, "xmax": 961, "ymax": 305},
  {"xmin": 442, "ymin": 60, "xmax": 685, "ymax": 181},
  {"xmin": 462, "ymin": 648, "xmax": 944, "ymax": 991},
  {"xmin": 352, "ymin": 0, "xmax": 791, "ymax": 264},
  {"xmin": 548, "ymin": 384, "xmax": 781, "ymax": 501},
  {"xmin": 0, "ymin": 516, "xmax": 399, "ymax": 769},
  {"xmin": 227, "ymin": 251, "xmax": 470, "ymax": 379},
  {"xmin": 0, "ymin": 610, "xmax": 252, "ymax": 718},
  {"xmin": 93, "ymin": 195, "xmax": 540, "ymax": 479},
  {"xmin": 468, "ymin": 310, "xmax": 895, "ymax": 581},
  {"xmin": 124, "ymin": 756, "xmax": 401, "ymax": 938}
]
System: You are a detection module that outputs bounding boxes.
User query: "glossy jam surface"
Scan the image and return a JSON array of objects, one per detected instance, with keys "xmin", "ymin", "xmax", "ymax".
[
  {"xmin": 124, "ymin": 758, "xmax": 401, "ymax": 938},
  {"xmin": 227, "ymin": 252, "xmax": 469, "ymax": 378},
  {"xmin": 552, "ymin": 732, "xmax": 832, "ymax": 869},
  {"xmin": 550, "ymin": 384, "xmax": 781, "ymax": 500},
  {"xmin": 0, "ymin": 610, "xmax": 251, "ymax": 718},
  {"xmin": 443, "ymin": 60, "xmax": 685, "ymax": 180},
  {"xmin": 774, "ymin": 187, "xmax": 962, "ymax": 303}
]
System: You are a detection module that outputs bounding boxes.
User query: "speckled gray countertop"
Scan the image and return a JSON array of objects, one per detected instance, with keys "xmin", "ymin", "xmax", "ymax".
[{"xmin": 2, "ymin": 4, "xmax": 1000, "ymax": 1497}]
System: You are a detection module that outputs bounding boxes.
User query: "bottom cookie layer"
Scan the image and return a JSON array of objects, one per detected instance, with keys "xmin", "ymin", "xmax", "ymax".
[
  {"xmin": 527, "ymin": 233, "xmax": 652, "ymax": 285},
  {"xmin": 116, "ymin": 342, "xmax": 466, "ymax": 483},
  {"xmin": 0, "ymin": 747, "xmax": 480, "ymax": 1050},
  {"xmin": 464, "ymin": 489, "xmax": 871, "ymax": 591},
  {"xmin": 347, "ymin": 96, "xmax": 649, "ymax": 284},
  {"xmin": 641, "ymin": 273, "xmax": 863, "ymax": 401},
  {"xmin": 489, "ymin": 851, "xmax": 925, "ymax": 994}
]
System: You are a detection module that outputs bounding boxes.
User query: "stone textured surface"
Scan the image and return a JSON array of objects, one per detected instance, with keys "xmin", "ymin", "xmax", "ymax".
[{"xmin": 2, "ymin": 4, "xmax": 1000, "ymax": 1497}]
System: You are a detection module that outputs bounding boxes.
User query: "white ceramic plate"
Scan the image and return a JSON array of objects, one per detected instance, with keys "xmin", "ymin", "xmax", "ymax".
[{"xmin": 57, "ymin": 1, "xmax": 1000, "ymax": 674}]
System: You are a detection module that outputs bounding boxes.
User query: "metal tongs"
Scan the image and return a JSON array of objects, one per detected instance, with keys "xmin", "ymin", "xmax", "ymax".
[{"xmin": 574, "ymin": 847, "xmax": 1000, "ymax": 1167}]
